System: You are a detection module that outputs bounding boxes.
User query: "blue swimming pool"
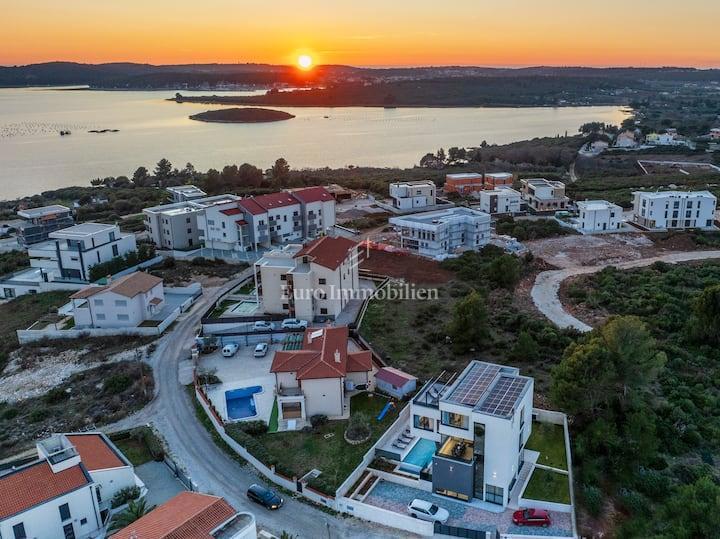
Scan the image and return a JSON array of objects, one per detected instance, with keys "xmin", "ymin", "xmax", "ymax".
[
  {"xmin": 400, "ymin": 438, "xmax": 436, "ymax": 473},
  {"xmin": 225, "ymin": 386, "xmax": 263, "ymax": 420}
]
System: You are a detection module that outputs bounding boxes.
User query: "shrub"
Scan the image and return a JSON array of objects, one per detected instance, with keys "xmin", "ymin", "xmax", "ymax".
[
  {"xmin": 44, "ymin": 387, "xmax": 69, "ymax": 404},
  {"xmin": 111, "ymin": 486, "xmax": 141, "ymax": 509},
  {"xmin": 306, "ymin": 474, "xmax": 336, "ymax": 496},
  {"xmin": 616, "ymin": 488, "xmax": 647, "ymax": 515},
  {"xmin": 581, "ymin": 484, "xmax": 603, "ymax": 517},
  {"xmin": 1, "ymin": 407, "xmax": 19, "ymax": 420},
  {"xmin": 345, "ymin": 412, "xmax": 371, "ymax": 442},
  {"xmin": 236, "ymin": 420, "xmax": 268, "ymax": 436},
  {"xmin": 104, "ymin": 374, "xmax": 133, "ymax": 394},
  {"xmin": 29, "ymin": 408, "xmax": 50, "ymax": 422},
  {"xmin": 225, "ymin": 425, "xmax": 278, "ymax": 467},
  {"xmin": 634, "ymin": 467, "xmax": 671, "ymax": 500},
  {"xmin": 310, "ymin": 414, "xmax": 328, "ymax": 429}
]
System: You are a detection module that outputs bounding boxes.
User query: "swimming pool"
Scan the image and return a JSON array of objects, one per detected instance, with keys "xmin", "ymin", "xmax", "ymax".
[
  {"xmin": 399, "ymin": 438, "xmax": 436, "ymax": 473},
  {"xmin": 225, "ymin": 386, "xmax": 263, "ymax": 420}
]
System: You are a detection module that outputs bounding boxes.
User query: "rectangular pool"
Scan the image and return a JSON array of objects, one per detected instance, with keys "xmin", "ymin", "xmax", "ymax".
[
  {"xmin": 225, "ymin": 386, "xmax": 263, "ymax": 420},
  {"xmin": 399, "ymin": 438, "xmax": 436, "ymax": 474}
]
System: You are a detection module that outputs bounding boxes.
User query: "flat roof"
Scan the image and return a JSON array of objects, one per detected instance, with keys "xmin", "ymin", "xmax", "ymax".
[
  {"xmin": 633, "ymin": 190, "xmax": 716, "ymax": 199},
  {"xmin": 390, "ymin": 207, "xmax": 490, "ymax": 227},
  {"xmin": 577, "ymin": 200, "xmax": 621, "ymax": 211},
  {"xmin": 167, "ymin": 184, "xmax": 206, "ymax": 195},
  {"xmin": 17, "ymin": 205, "xmax": 71, "ymax": 219},
  {"xmin": 51, "ymin": 222, "xmax": 116, "ymax": 237},
  {"xmin": 446, "ymin": 173, "xmax": 483, "ymax": 180}
]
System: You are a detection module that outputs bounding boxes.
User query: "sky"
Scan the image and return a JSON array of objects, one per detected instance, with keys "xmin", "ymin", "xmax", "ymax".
[{"xmin": 2, "ymin": 0, "xmax": 719, "ymax": 67}]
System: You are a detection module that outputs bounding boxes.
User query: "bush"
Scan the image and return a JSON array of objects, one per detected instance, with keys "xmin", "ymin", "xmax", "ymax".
[
  {"xmin": 225, "ymin": 425, "xmax": 278, "ymax": 467},
  {"xmin": 306, "ymin": 474, "xmax": 336, "ymax": 496},
  {"xmin": 616, "ymin": 488, "xmax": 647, "ymax": 515},
  {"xmin": 29, "ymin": 408, "xmax": 50, "ymax": 422},
  {"xmin": 310, "ymin": 414, "xmax": 328, "ymax": 429},
  {"xmin": 44, "ymin": 387, "xmax": 69, "ymax": 404},
  {"xmin": 633, "ymin": 467, "xmax": 671, "ymax": 500},
  {"xmin": 1, "ymin": 407, "xmax": 19, "ymax": 420},
  {"xmin": 345, "ymin": 412, "xmax": 371, "ymax": 442},
  {"xmin": 235, "ymin": 420, "xmax": 268, "ymax": 436},
  {"xmin": 104, "ymin": 374, "xmax": 133, "ymax": 394},
  {"xmin": 582, "ymin": 484, "xmax": 603, "ymax": 517},
  {"xmin": 111, "ymin": 486, "xmax": 141, "ymax": 508}
]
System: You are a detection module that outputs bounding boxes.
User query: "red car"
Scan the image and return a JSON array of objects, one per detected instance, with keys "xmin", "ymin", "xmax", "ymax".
[{"xmin": 512, "ymin": 508, "xmax": 551, "ymax": 527}]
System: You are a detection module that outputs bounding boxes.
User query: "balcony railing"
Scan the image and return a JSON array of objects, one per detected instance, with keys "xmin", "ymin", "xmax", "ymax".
[{"xmin": 277, "ymin": 386, "xmax": 303, "ymax": 397}]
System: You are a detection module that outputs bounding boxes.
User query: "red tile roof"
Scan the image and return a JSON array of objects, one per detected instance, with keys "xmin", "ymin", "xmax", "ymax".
[
  {"xmin": 271, "ymin": 326, "xmax": 372, "ymax": 380},
  {"xmin": 111, "ymin": 492, "xmax": 237, "ymax": 539},
  {"xmin": 294, "ymin": 236, "xmax": 358, "ymax": 270},
  {"xmin": 219, "ymin": 207, "xmax": 243, "ymax": 216},
  {"xmin": 375, "ymin": 367, "xmax": 417, "ymax": 387},
  {"xmin": 235, "ymin": 219, "xmax": 248, "ymax": 226},
  {"xmin": 253, "ymin": 192, "xmax": 299, "ymax": 210},
  {"xmin": 290, "ymin": 186, "xmax": 334, "ymax": 203},
  {"xmin": 237, "ymin": 198, "xmax": 265, "ymax": 216},
  {"xmin": 0, "ymin": 461, "xmax": 91, "ymax": 520},
  {"xmin": 65, "ymin": 433, "xmax": 126, "ymax": 471}
]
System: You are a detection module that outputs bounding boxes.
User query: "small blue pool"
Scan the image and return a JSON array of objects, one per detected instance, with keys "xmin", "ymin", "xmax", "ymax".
[
  {"xmin": 225, "ymin": 386, "xmax": 263, "ymax": 420},
  {"xmin": 399, "ymin": 438, "xmax": 436, "ymax": 473}
]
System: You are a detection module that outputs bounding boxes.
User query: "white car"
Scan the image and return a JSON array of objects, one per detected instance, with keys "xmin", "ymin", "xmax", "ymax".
[
  {"xmin": 407, "ymin": 499, "xmax": 449, "ymax": 524},
  {"xmin": 254, "ymin": 343, "xmax": 269, "ymax": 358},
  {"xmin": 221, "ymin": 343, "xmax": 239, "ymax": 357},
  {"xmin": 253, "ymin": 321, "xmax": 276, "ymax": 332},
  {"xmin": 281, "ymin": 318, "xmax": 308, "ymax": 330}
]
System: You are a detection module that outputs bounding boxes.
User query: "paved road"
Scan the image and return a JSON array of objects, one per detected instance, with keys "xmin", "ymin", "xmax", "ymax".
[
  {"xmin": 531, "ymin": 250, "xmax": 720, "ymax": 332},
  {"xmin": 108, "ymin": 270, "xmax": 411, "ymax": 538}
]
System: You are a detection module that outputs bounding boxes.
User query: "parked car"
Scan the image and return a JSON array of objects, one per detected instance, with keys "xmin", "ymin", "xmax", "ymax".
[
  {"xmin": 407, "ymin": 499, "xmax": 449, "ymax": 524},
  {"xmin": 221, "ymin": 343, "xmax": 239, "ymax": 357},
  {"xmin": 281, "ymin": 318, "xmax": 308, "ymax": 330},
  {"xmin": 253, "ymin": 321, "xmax": 276, "ymax": 332},
  {"xmin": 254, "ymin": 343, "xmax": 269, "ymax": 357},
  {"xmin": 512, "ymin": 508, "xmax": 551, "ymax": 527},
  {"xmin": 247, "ymin": 484, "xmax": 283, "ymax": 510}
]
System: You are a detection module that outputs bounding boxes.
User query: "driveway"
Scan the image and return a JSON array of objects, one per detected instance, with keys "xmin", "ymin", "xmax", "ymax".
[
  {"xmin": 532, "ymin": 250, "xmax": 720, "ymax": 332},
  {"xmin": 106, "ymin": 268, "xmax": 412, "ymax": 538}
]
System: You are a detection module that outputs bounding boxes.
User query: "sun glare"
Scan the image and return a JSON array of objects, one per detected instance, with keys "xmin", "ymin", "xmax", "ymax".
[{"xmin": 297, "ymin": 54, "xmax": 313, "ymax": 70}]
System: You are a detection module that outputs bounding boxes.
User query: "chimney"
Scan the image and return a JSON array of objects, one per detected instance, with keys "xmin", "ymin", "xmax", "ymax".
[{"xmin": 334, "ymin": 349, "xmax": 341, "ymax": 363}]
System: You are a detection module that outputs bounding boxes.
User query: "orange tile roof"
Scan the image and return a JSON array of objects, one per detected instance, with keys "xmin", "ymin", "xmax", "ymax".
[
  {"xmin": 65, "ymin": 434, "xmax": 126, "ymax": 471},
  {"xmin": 294, "ymin": 236, "xmax": 358, "ymax": 270},
  {"xmin": 253, "ymin": 192, "xmax": 299, "ymax": 210},
  {"xmin": 0, "ymin": 461, "xmax": 91, "ymax": 520},
  {"xmin": 71, "ymin": 272, "xmax": 162, "ymax": 300},
  {"xmin": 271, "ymin": 326, "xmax": 372, "ymax": 380},
  {"xmin": 111, "ymin": 492, "xmax": 237, "ymax": 539},
  {"xmin": 290, "ymin": 186, "xmax": 334, "ymax": 203}
]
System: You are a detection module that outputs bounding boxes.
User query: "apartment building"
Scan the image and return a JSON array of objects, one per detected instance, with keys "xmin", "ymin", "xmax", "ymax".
[
  {"xmin": 167, "ymin": 184, "xmax": 207, "ymax": 202},
  {"xmin": 70, "ymin": 271, "xmax": 164, "ymax": 328},
  {"xmin": 444, "ymin": 173, "xmax": 484, "ymax": 195},
  {"xmin": 632, "ymin": 190, "xmax": 717, "ymax": 230},
  {"xmin": 477, "ymin": 187, "xmax": 522, "ymax": 215},
  {"xmin": 520, "ymin": 178, "xmax": 569, "ymax": 212},
  {"xmin": 254, "ymin": 236, "xmax": 360, "ymax": 321},
  {"xmin": 576, "ymin": 200, "xmax": 623, "ymax": 233},
  {"xmin": 144, "ymin": 194, "xmax": 240, "ymax": 250},
  {"xmin": 389, "ymin": 180, "xmax": 437, "ymax": 210},
  {"xmin": 28, "ymin": 223, "xmax": 137, "ymax": 282},
  {"xmin": 0, "ymin": 432, "xmax": 142, "ymax": 539},
  {"xmin": 200, "ymin": 187, "xmax": 336, "ymax": 252},
  {"xmin": 16, "ymin": 205, "xmax": 74, "ymax": 246},
  {"xmin": 389, "ymin": 207, "xmax": 491, "ymax": 258},
  {"xmin": 409, "ymin": 361, "xmax": 533, "ymax": 507}
]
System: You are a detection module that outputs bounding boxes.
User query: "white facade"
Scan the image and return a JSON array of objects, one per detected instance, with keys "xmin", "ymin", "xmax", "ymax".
[
  {"xmin": 632, "ymin": 191, "xmax": 717, "ymax": 230},
  {"xmin": 576, "ymin": 200, "xmax": 623, "ymax": 233},
  {"xmin": 389, "ymin": 207, "xmax": 491, "ymax": 258},
  {"xmin": 27, "ymin": 223, "xmax": 136, "ymax": 282},
  {"xmin": 615, "ymin": 130, "xmax": 638, "ymax": 148},
  {"xmin": 167, "ymin": 184, "xmax": 207, "ymax": 202},
  {"xmin": 389, "ymin": 181, "xmax": 437, "ymax": 210},
  {"xmin": 520, "ymin": 178, "xmax": 569, "ymax": 212},
  {"xmin": 477, "ymin": 187, "xmax": 521, "ymax": 215}
]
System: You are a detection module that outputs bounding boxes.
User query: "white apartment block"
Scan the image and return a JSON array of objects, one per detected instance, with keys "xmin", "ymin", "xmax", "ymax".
[
  {"xmin": 389, "ymin": 207, "xmax": 491, "ymax": 258},
  {"xmin": 28, "ymin": 223, "xmax": 136, "ymax": 282},
  {"xmin": 576, "ymin": 200, "xmax": 623, "ymax": 233},
  {"xmin": 632, "ymin": 190, "xmax": 717, "ymax": 230},
  {"xmin": 477, "ymin": 187, "xmax": 522, "ymax": 215},
  {"xmin": 70, "ymin": 271, "xmax": 164, "ymax": 328},
  {"xmin": 254, "ymin": 236, "xmax": 360, "ymax": 321},
  {"xmin": 409, "ymin": 361, "xmax": 533, "ymax": 507},
  {"xmin": 167, "ymin": 184, "xmax": 207, "ymax": 202},
  {"xmin": 0, "ymin": 432, "xmax": 143, "ymax": 539},
  {"xmin": 199, "ymin": 187, "xmax": 336, "ymax": 252},
  {"xmin": 520, "ymin": 178, "xmax": 569, "ymax": 212},
  {"xmin": 144, "ymin": 194, "xmax": 240, "ymax": 250},
  {"xmin": 389, "ymin": 180, "xmax": 437, "ymax": 210}
]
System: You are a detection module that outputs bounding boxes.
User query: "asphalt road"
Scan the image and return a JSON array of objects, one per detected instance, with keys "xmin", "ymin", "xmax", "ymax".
[{"xmin": 112, "ymin": 271, "xmax": 412, "ymax": 538}]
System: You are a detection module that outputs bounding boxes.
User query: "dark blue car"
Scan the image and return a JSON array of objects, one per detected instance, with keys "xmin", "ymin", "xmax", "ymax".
[{"xmin": 247, "ymin": 483, "xmax": 284, "ymax": 510}]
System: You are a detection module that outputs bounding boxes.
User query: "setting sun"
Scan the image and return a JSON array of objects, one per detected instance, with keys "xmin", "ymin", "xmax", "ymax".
[{"xmin": 297, "ymin": 54, "xmax": 313, "ymax": 70}]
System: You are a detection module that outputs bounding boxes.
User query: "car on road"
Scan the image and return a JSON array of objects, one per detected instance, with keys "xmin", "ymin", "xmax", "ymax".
[
  {"xmin": 254, "ymin": 343, "xmax": 269, "ymax": 357},
  {"xmin": 253, "ymin": 321, "xmax": 276, "ymax": 332},
  {"xmin": 407, "ymin": 499, "xmax": 449, "ymax": 524},
  {"xmin": 221, "ymin": 343, "xmax": 239, "ymax": 357},
  {"xmin": 281, "ymin": 318, "xmax": 308, "ymax": 330},
  {"xmin": 512, "ymin": 508, "xmax": 551, "ymax": 527},
  {"xmin": 247, "ymin": 483, "xmax": 283, "ymax": 510}
]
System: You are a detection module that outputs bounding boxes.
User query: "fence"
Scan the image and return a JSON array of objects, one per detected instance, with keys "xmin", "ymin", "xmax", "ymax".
[
  {"xmin": 337, "ymin": 497, "xmax": 434, "ymax": 536},
  {"xmin": 163, "ymin": 455, "xmax": 195, "ymax": 491},
  {"xmin": 435, "ymin": 522, "xmax": 495, "ymax": 539}
]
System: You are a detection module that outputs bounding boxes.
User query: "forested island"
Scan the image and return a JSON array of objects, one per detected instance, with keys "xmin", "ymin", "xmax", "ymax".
[{"xmin": 188, "ymin": 107, "xmax": 295, "ymax": 123}]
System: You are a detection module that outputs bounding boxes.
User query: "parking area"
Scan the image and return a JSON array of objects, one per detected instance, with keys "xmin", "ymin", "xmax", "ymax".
[
  {"xmin": 198, "ymin": 340, "xmax": 281, "ymax": 423},
  {"xmin": 135, "ymin": 461, "xmax": 187, "ymax": 507},
  {"xmin": 363, "ymin": 480, "xmax": 573, "ymax": 537}
]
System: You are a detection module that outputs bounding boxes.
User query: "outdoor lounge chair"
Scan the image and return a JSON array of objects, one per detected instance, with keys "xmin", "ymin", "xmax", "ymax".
[
  {"xmin": 392, "ymin": 441, "xmax": 408, "ymax": 450},
  {"xmin": 400, "ymin": 433, "xmax": 415, "ymax": 442}
]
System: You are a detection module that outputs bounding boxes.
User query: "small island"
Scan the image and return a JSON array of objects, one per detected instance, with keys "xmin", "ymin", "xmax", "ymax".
[{"xmin": 188, "ymin": 107, "xmax": 295, "ymax": 124}]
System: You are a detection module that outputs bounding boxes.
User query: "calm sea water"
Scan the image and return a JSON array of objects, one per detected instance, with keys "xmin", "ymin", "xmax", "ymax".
[{"xmin": 0, "ymin": 87, "xmax": 628, "ymax": 200}]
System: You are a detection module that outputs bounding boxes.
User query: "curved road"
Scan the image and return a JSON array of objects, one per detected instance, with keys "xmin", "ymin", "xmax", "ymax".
[
  {"xmin": 112, "ymin": 273, "xmax": 411, "ymax": 539},
  {"xmin": 531, "ymin": 250, "xmax": 720, "ymax": 332}
]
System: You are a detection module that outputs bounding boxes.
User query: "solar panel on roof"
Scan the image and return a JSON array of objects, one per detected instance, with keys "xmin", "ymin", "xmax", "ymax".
[
  {"xmin": 448, "ymin": 363, "xmax": 501, "ymax": 406},
  {"xmin": 478, "ymin": 375, "xmax": 529, "ymax": 417}
]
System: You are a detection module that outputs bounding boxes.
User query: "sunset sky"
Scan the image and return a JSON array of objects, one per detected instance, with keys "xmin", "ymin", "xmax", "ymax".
[{"xmin": 3, "ymin": 0, "xmax": 719, "ymax": 67}]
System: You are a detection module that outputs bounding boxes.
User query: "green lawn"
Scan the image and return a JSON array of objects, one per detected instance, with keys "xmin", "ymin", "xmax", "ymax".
[
  {"xmin": 525, "ymin": 422, "xmax": 568, "ymax": 471},
  {"xmin": 111, "ymin": 427, "xmax": 164, "ymax": 466},
  {"xmin": 522, "ymin": 467, "xmax": 571, "ymax": 504},
  {"xmin": 253, "ymin": 393, "xmax": 400, "ymax": 492},
  {"xmin": 208, "ymin": 300, "xmax": 236, "ymax": 318},
  {"xmin": 268, "ymin": 399, "xmax": 279, "ymax": 433}
]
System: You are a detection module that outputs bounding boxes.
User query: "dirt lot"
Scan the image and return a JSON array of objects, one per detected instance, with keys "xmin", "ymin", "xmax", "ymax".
[
  {"xmin": 148, "ymin": 258, "xmax": 247, "ymax": 286},
  {"xmin": 359, "ymin": 248, "xmax": 453, "ymax": 284}
]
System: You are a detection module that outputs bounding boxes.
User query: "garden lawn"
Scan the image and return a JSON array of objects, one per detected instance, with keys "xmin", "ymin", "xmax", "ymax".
[
  {"xmin": 255, "ymin": 393, "xmax": 400, "ymax": 492},
  {"xmin": 522, "ymin": 468, "xmax": 571, "ymax": 505},
  {"xmin": 525, "ymin": 422, "xmax": 568, "ymax": 471}
]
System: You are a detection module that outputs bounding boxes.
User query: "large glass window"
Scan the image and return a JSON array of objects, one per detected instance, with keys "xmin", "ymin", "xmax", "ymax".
[
  {"xmin": 413, "ymin": 414, "xmax": 434, "ymax": 431},
  {"xmin": 441, "ymin": 411, "xmax": 469, "ymax": 430},
  {"xmin": 485, "ymin": 484, "xmax": 504, "ymax": 505},
  {"xmin": 13, "ymin": 523, "xmax": 27, "ymax": 539}
]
